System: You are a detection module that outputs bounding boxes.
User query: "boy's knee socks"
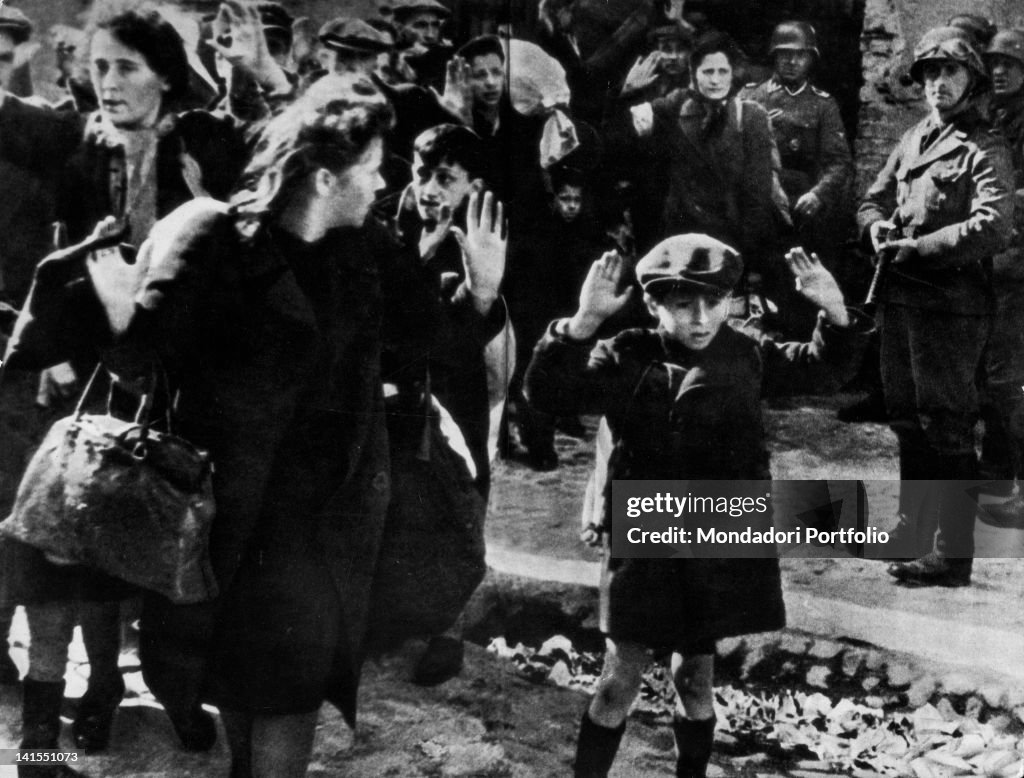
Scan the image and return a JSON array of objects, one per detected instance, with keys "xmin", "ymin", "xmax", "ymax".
[
  {"xmin": 21, "ymin": 678, "xmax": 66, "ymax": 749},
  {"xmin": 672, "ymin": 714, "xmax": 716, "ymax": 778},
  {"xmin": 573, "ymin": 710, "xmax": 626, "ymax": 778}
]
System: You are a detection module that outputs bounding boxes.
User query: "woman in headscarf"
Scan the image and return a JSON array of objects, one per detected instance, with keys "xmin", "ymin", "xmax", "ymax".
[{"xmin": 619, "ymin": 31, "xmax": 778, "ymax": 262}]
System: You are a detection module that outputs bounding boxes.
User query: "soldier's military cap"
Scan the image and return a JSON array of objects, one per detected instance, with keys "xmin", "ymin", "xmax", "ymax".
[
  {"xmin": 910, "ymin": 26, "xmax": 987, "ymax": 84},
  {"xmin": 768, "ymin": 21, "xmax": 819, "ymax": 58},
  {"xmin": 985, "ymin": 29, "xmax": 1024, "ymax": 68},
  {"xmin": 636, "ymin": 234, "xmax": 743, "ymax": 295}
]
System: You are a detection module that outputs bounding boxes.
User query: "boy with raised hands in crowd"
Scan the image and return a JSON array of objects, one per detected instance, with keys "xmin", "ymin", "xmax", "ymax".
[
  {"xmin": 524, "ymin": 236, "xmax": 870, "ymax": 778},
  {"xmin": 384, "ymin": 123, "xmax": 508, "ymax": 684}
]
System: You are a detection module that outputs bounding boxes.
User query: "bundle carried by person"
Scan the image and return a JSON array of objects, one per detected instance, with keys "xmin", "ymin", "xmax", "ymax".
[
  {"xmin": 505, "ymin": 38, "xmax": 581, "ymax": 169},
  {"xmin": 369, "ymin": 382, "xmax": 487, "ymax": 646}
]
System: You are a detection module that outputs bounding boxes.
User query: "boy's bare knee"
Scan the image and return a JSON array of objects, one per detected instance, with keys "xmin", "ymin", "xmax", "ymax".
[{"xmin": 671, "ymin": 654, "xmax": 714, "ymax": 716}]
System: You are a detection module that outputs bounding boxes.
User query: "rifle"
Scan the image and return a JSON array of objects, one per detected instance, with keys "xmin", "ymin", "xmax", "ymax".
[{"xmin": 864, "ymin": 218, "xmax": 905, "ymax": 309}]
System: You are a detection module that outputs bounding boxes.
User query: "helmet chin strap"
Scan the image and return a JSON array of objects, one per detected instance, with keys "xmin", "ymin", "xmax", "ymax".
[{"xmin": 936, "ymin": 72, "xmax": 975, "ymax": 121}]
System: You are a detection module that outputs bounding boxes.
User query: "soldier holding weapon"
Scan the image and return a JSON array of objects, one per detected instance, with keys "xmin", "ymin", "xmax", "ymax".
[{"xmin": 857, "ymin": 26, "xmax": 1014, "ymax": 586}]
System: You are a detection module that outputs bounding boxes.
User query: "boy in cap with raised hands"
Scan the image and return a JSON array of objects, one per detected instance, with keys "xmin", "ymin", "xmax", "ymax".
[{"xmin": 524, "ymin": 235, "xmax": 870, "ymax": 778}]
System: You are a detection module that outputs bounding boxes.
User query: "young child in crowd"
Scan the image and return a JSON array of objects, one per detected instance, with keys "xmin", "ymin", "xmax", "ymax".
[{"xmin": 524, "ymin": 234, "xmax": 871, "ymax": 778}]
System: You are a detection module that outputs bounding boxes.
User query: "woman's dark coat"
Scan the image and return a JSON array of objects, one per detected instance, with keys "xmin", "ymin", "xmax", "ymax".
[
  {"xmin": 611, "ymin": 89, "xmax": 778, "ymax": 255},
  {"xmin": 525, "ymin": 315, "xmax": 871, "ymax": 649},
  {"xmin": 4, "ymin": 200, "xmax": 440, "ymax": 723}
]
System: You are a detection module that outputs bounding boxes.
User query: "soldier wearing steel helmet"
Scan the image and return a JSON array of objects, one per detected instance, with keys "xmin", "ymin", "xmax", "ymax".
[
  {"xmin": 977, "ymin": 28, "xmax": 1024, "ymax": 519},
  {"xmin": 739, "ymin": 22, "xmax": 853, "ymax": 247},
  {"xmin": 857, "ymin": 26, "xmax": 1014, "ymax": 587},
  {"xmin": 985, "ymin": 29, "xmax": 1024, "ymax": 172}
]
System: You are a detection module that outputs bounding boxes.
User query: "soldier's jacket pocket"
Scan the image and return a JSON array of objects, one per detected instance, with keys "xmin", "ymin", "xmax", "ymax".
[
  {"xmin": 778, "ymin": 117, "xmax": 817, "ymax": 164},
  {"xmin": 925, "ymin": 160, "xmax": 968, "ymax": 212}
]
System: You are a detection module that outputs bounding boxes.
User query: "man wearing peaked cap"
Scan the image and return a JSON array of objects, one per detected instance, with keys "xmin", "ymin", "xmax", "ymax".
[
  {"xmin": 317, "ymin": 17, "xmax": 393, "ymax": 74},
  {"xmin": 392, "ymin": 0, "xmax": 449, "ymax": 48},
  {"xmin": 392, "ymin": 0, "xmax": 452, "ymax": 89},
  {"xmin": 319, "ymin": 17, "xmax": 394, "ymax": 54},
  {"xmin": 524, "ymin": 235, "xmax": 866, "ymax": 778}
]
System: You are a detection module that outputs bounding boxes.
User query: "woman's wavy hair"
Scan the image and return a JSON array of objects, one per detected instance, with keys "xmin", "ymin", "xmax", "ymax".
[
  {"xmin": 232, "ymin": 74, "xmax": 395, "ymax": 236},
  {"xmin": 87, "ymin": 0, "xmax": 191, "ymax": 106}
]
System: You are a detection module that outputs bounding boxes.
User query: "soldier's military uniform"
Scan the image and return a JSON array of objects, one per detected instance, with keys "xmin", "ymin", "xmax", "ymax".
[
  {"xmin": 858, "ymin": 26, "xmax": 1014, "ymax": 585},
  {"xmin": 978, "ymin": 30, "xmax": 1024, "ymax": 498},
  {"xmin": 739, "ymin": 23, "xmax": 854, "ymax": 336},
  {"xmin": 739, "ymin": 76, "xmax": 853, "ymax": 240}
]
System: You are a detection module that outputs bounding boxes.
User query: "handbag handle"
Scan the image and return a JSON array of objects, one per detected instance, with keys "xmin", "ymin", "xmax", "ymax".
[{"xmin": 74, "ymin": 362, "xmax": 175, "ymax": 460}]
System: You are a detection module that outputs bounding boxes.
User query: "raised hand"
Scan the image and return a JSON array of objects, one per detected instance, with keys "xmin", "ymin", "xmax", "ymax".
[
  {"xmin": 566, "ymin": 252, "xmax": 634, "ymax": 339},
  {"xmin": 621, "ymin": 52, "xmax": 663, "ymax": 97},
  {"xmin": 452, "ymin": 190, "xmax": 506, "ymax": 314},
  {"xmin": 290, "ymin": 17, "xmax": 316, "ymax": 69},
  {"xmin": 434, "ymin": 55, "xmax": 473, "ymax": 125},
  {"xmin": 36, "ymin": 362, "xmax": 78, "ymax": 407},
  {"xmin": 784, "ymin": 247, "xmax": 849, "ymax": 327},
  {"xmin": 209, "ymin": 1, "xmax": 288, "ymax": 89},
  {"xmin": 86, "ymin": 215, "xmax": 127, "ymax": 246}
]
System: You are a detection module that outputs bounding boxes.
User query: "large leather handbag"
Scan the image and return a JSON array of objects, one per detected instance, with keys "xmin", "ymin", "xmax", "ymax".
[
  {"xmin": 0, "ymin": 365, "xmax": 218, "ymax": 604},
  {"xmin": 368, "ymin": 382, "xmax": 487, "ymax": 647}
]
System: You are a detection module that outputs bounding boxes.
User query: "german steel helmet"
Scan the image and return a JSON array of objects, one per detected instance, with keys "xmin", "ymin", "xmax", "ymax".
[
  {"xmin": 910, "ymin": 26, "xmax": 987, "ymax": 84},
  {"xmin": 985, "ymin": 29, "xmax": 1024, "ymax": 68},
  {"xmin": 768, "ymin": 21, "xmax": 819, "ymax": 58}
]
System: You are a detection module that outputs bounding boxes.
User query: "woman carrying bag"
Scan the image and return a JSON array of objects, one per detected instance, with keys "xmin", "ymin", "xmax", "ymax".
[
  {"xmin": 0, "ymin": 0, "xmax": 287, "ymax": 759},
  {"xmin": 6, "ymin": 69, "xmax": 505, "ymax": 777}
]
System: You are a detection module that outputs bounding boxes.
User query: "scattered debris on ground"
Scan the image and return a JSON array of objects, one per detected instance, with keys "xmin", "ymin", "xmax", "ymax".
[{"xmin": 487, "ymin": 635, "xmax": 1024, "ymax": 778}]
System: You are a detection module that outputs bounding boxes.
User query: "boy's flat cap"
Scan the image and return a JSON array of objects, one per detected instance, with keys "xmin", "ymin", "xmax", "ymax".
[{"xmin": 636, "ymin": 234, "xmax": 742, "ymax": 294}]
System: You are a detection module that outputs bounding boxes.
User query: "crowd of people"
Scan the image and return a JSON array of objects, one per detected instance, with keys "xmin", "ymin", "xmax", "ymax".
[{"xmin": 0, "ymin": 0, "xmax": 1019, "ymax": 776}]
